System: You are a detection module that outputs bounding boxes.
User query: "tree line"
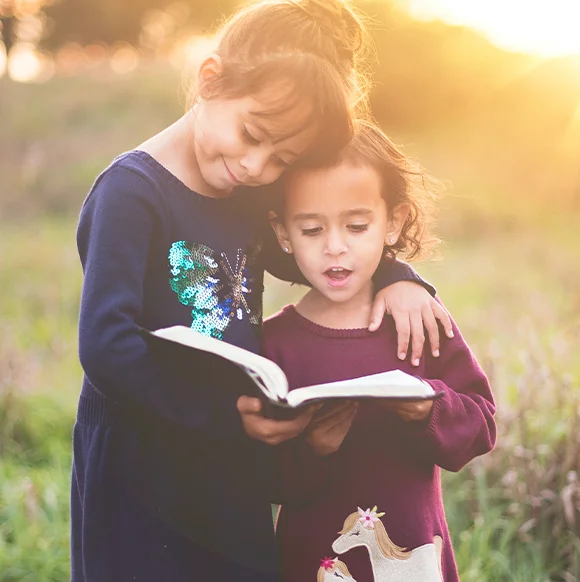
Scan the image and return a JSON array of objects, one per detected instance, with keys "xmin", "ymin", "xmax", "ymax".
[{"xmin": 1, "ymin": 0, "xmax": 240, "ymax": 55}]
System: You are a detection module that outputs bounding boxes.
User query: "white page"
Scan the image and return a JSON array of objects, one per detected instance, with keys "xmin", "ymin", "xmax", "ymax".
[{"xmin": 285, "ymin": 369, "xmax": 434, "ymax": 408}]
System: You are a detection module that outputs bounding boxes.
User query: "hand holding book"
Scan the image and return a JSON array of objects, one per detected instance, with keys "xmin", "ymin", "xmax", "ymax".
[
  {"xmin": 378, "ymin": 398, "xmax": 434, "ymax": 422},
  {"xmin": 306, "ymin": 401, "xmax": 359, "ymax": 456},
  {"xmin": 142, "ymin": 325, "xmax": 443, "ymax": 420},
  {"xmin": 236, "ymin": 395, "xmax": 320, "ymax": 445}
]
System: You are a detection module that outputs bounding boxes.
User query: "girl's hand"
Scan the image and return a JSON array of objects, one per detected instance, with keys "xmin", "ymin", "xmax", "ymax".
[
  {"xmin": 380, "ymin": 399, "xmax": 433, "ymax": 423},
  {"xmin": 236, "ymin": 395, "xmax": 317, "ymax": 446},
  {"xmin": 306, "ymin": 401, "xmax": 358, "ymax": 456},
  {"xmin": 369, "ymin": 281, "xmax": 453, "ymax": 366}
]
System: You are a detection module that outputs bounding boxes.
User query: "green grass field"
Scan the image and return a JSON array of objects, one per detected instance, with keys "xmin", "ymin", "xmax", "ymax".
[{"xmin": 1, "ymin": 65, "xmax": 579, "ymax": 581}]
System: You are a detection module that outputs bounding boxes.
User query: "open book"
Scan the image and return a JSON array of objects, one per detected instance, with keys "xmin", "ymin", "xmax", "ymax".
[{"xmin": 143, "ymin": 325, "xmax": 442, "ymax": 418}]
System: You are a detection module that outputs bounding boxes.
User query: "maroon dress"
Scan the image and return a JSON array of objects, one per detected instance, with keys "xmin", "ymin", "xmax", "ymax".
[{"xmin": 262, "ymin": 305, "xmax": 496, "ymax": 582}]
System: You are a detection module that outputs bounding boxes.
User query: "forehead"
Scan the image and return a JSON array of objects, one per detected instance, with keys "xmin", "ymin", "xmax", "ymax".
[
  {"xmin": 285, "ymin": 162, "xmax": 383, "ymax": 214},
  {"xmin": 241, "ymin": 85, "xmax": 318, "ymax": 150}
]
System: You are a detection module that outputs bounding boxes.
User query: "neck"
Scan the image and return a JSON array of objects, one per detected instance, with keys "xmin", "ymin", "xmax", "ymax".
[
  {"xmin": 138, "ymin": 110, "xmax": 232, "ymax": 199},
  {"xmin": 296, "ymin": 283, "xmax": 374, "ymax": 329}
]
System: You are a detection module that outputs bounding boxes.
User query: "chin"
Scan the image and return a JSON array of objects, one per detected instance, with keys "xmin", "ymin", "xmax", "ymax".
[
  {"xmin": 321, "ymin": 290, "xmax": 356, "ymax": 304},
  {"xmin": 204, "ymin": 171, "xmax": 233, "ymax": 195}
]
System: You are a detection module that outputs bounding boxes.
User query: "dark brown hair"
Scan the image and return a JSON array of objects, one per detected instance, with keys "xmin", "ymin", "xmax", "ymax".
[
  {"xmin": 278, "ymin": 120, "xmax": 441, "ymax": 260},
  {"xmin": 337, "ymin": 120, "xmax": 440, "ymax": 260}
]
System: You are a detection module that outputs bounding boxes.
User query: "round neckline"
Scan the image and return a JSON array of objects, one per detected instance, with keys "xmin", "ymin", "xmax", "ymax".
[
  {"xmin": 130, "ymin": 149, "xmax": 238, "ymax": 204},
  {"xmin": 283, "ymin": 304, "xmax": 390, "ymax": 339}
]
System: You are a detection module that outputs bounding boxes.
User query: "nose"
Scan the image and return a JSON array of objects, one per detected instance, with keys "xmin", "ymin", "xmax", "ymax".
[
  {"xmin": 239, "ymin": 149, "xmax": 269, "ymax": 179},
  {"xmin": 324, "ymin": 228, "xmax": 348, "ymax": 256}
]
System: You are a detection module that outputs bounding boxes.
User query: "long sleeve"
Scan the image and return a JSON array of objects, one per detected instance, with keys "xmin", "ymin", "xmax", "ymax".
[
  {"xmin": 77, "ymin": 166, "xmax": 242, "ymax": 437},
  {"xmin": 399, "ymin": 310, "xmax": 497, "ymax": 472},
  {"xmin": 373, "ymin": 259, "xmax": 436, "ymax": 296}
]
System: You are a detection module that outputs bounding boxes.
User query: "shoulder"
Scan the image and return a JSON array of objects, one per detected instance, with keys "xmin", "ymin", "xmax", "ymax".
[
  {"xmin": 78, "ymin": 151, "xmax": 176, "ymax": 233},
  {"xmin": 263, "ymin": 304, "xmax": 296, "ymax": 337},
  {"xmin": 261, "ymin": 305, "xmax": 298, "ymax": 359},
  {"xmin": 425, "ymin": 295, "xmax": 481, "ymax": 372},
  {"xmin": 84, "ymin": 151, "xmax": 169, "ymax": 207},
  {"xmin": 76, "ymin": 152, "xmax": 178, "ymax": 257}
]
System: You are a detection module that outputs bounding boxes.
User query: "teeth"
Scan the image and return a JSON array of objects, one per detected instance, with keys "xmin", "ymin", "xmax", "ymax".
[{"xmin": 331, "ymin": 268, "xmax": 343, "ymax": 272}]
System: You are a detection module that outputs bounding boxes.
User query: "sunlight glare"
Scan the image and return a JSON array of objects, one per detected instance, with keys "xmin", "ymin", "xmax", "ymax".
[
  {"xmin": 8, "ymin": 42, "xmax": 43, "ymax": 82},
  {"xmin": 109, "ymin": 44, "xmax": 139, "ymax": 74},
  {"xmin": 169, "ymin": 35, "xmax": 216, "ymax": 70},
  {"xmin": 406, "ymin": 0, "xmax": 580, "ymax": 57}
]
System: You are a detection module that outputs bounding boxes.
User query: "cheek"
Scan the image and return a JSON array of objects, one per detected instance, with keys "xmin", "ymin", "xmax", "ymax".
[
  {"xmin": 293, "ymin": 251, "xmax": 318, "ymax": 279},
  {"xmin": 256, "ymin": 164, "xmax": 285, "ymax": 186},
  {"xmin": 199, "ymin": 107, "xmax": 242, "ymax": 155},
  {"xmin": 288, "ymin": 235, "xmax": 317, "ymax": 266},
  {"xmin": 358, "ymin": 232, "xmax": 387, "ymax": 266}
]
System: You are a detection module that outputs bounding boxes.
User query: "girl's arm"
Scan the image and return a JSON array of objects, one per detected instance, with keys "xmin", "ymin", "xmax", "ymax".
[
  {"xmin": 78, "ymin": 168, "xmax": 307, "ymax": 445},
  {"xmin": 255, "ymin": 191, "xmax": 452, "ymax": 363},
  {"xmin": 77, "ymin": 167, "xmax": 242, "ymax": 438},
  {"xmin": 392, "ymin": 305, "xmax": 497, "ymax": 472}
]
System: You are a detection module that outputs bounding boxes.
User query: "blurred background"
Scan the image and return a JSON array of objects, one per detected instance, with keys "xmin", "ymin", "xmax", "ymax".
[{"xmin": 0, "ymin": 0, "xmax": 579, "ymax": 580}]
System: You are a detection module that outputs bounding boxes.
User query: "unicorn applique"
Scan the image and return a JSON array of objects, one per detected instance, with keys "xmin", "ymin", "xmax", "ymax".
[
  {"xmin": 318, "ymin": 557, "xmax": 358, "ymax": 582},
  {"xmin": 331, "ymin": 507, "xmax": 443, "ymax": 582}
]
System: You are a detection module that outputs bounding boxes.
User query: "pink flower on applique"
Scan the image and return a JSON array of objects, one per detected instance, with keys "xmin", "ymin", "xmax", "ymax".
[
  {"xmin": 357, "ymin": 506, "xmax": 385, "ymax": 529},
  {"xmin": 320, "ymin": 557, "xmax": 335, "ymax": 571}
]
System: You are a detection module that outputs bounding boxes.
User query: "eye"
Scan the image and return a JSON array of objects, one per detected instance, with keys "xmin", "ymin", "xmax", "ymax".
[
  {"xmin": 349, "ymin": 531, "xmax": 360, "ymax": 537},
  {"xmin": 348, "ymin": 224, "xmax": 369, "ymax": 233},
  {"xmin": 333, "ymin": 573, "xmax": 344, "ymax": 579},
  {"xmin": 242, "ymin": 127, "xmax": 260, "ymax": 145},
  {"xmin": 301, "ymin": 227, "xmax": 322, "ymax": 237}
]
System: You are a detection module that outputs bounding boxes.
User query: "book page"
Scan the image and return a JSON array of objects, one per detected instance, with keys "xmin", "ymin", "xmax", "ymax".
[{"xmin": 285, "ymin": 370, "xmax": 436, "ymax": 408}]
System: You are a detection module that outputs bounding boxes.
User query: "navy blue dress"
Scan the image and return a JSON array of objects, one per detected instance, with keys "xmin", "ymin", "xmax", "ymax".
[{"xmin": 72, "ymin": 150, "xmax": 433, "ymax": 581}]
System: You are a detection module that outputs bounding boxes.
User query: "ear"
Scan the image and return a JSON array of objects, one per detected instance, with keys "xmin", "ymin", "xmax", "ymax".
[
  {"xmin": 196, "ymin": 55, "xmax": 222, "ymax": 99},
  {"xmin": 268, "ymin": 211, "xmax": 293, "ymax": 254},
  {"xmin": 385, "ymin": 203, "xmax": 410, "ymax": 246}
]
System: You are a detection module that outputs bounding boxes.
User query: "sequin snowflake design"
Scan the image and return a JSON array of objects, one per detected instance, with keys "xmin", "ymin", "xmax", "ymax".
[{"xmin": 169, "ymin": 240, "xmax": 262, "ymax": 339}]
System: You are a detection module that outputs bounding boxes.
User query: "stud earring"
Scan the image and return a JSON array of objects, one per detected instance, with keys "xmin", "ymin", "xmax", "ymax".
[
  {"xmin": 283, "ymin": 247, "xmax": 289, "ymax": 253},
  {"xmin": 388, "ymin": 237, "xmax": 396, "ymax": 245}
]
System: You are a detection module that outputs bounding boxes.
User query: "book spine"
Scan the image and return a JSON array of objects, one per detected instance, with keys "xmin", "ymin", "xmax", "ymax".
[{"xmin": 261, "ymin": 398, "xmax": 303, "ymax": 420}]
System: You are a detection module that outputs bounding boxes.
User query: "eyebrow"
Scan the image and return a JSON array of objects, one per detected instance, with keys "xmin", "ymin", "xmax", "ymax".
[
  {"xmin": 293, "ymin": 209, "xmax": 374, "ymax": 221},
  {"xmin": 293, "ymin": 212, "xmax": 321, "ymax": 221}
]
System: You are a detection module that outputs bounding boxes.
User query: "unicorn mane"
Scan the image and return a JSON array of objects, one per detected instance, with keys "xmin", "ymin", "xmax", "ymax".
[
  {"xmin": 339, "ymin": 511, "xmax": 410, "ymax": 560},
  {"xmin": 317, "ymin": 559, "xmax": 354, "ymax": 582}
]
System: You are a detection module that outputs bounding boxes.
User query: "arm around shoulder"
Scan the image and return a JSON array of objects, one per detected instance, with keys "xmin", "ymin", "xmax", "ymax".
[
  {"xmin": 77, "ymin": 165, "xmax": 242, "ymax": 437},
  {"xmin": 373, "ymin": 259, "xmax": 436, "ymax": 297}
]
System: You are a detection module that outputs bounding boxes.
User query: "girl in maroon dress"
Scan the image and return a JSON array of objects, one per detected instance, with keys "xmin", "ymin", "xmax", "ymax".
[{"xmin": 264, "ymin": 121, "xmax": 496, "ymax": 582}]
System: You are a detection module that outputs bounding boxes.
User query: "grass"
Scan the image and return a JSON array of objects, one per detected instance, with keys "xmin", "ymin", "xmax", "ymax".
[
  {"xmin": 1, "ymin": 64, "xmax": 579, "ymax": 580},
  {"xmin": 0, "ymin": 394, "xmax": 71, "ymax": 582}
]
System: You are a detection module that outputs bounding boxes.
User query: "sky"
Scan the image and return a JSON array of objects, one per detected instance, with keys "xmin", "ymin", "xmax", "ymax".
[{"xmin": 404, "ymin": 0, "xmax": 580, "ymax": 57}]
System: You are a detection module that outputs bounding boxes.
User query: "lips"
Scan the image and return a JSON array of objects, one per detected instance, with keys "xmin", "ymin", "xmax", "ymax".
[
  {"xmin": 324, "ymin": 267, "xmax": 352, "ymax": 288},
  {"xmin": 223, "ymin": 159, "xmax": 242, "ymax": 185}
]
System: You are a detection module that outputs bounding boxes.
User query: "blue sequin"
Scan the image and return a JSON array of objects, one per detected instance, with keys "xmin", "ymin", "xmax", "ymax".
[{"xmin": 168, "ymin": 241, "xmax": 261, "ymax": 339}]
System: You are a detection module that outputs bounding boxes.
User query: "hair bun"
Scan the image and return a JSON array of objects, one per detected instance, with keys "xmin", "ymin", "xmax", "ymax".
[{"xmin": 296, "ymin": 0, "xmax": 365, "ymax": 64}]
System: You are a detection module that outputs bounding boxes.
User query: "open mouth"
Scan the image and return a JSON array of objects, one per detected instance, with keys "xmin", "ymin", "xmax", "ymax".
[{"xmin": 324, "ymin": 267, "xmax": 352, "ymax": 287}]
